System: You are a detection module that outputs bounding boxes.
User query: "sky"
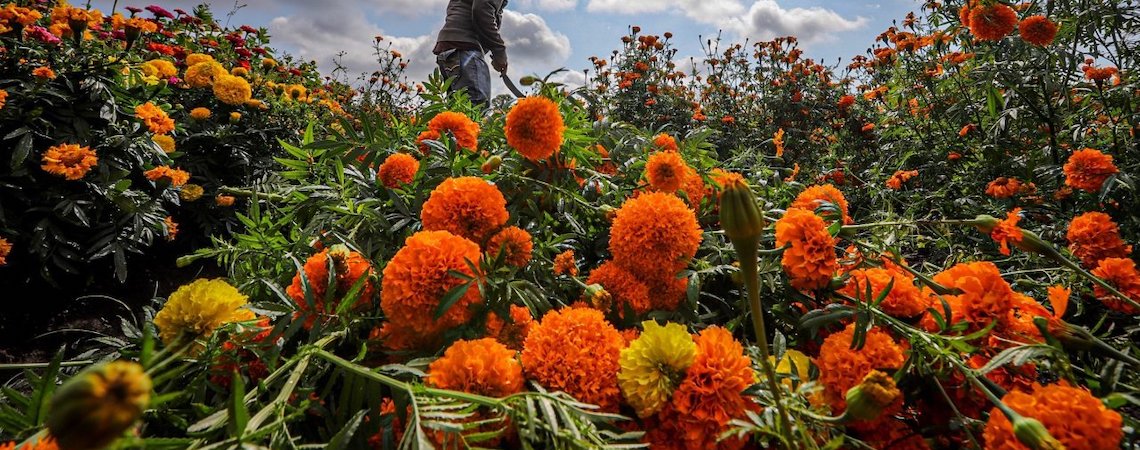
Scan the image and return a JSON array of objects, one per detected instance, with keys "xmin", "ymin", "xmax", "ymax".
[{"xmin": 90, "ymin": 0, "xmax": 921, "ymax": 94}]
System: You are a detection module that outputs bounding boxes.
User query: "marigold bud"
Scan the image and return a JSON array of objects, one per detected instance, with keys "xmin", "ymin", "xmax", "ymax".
[
  {"xmin": 719, "ymin": 178, "xmax": 765, "ymax": 244},
  {"xmin": 1012, "ymin": 416, "xmax": 1065, "ymax": 450},
  {"xmin": 519, "ymin": 75, "xmax": 539, "ymax": 86},
  {"xmin": 844, "ymin": 370, "xmax": 900, "ymax": 421},
  {"xmin": 47, "ymin": 361, "xmax": 151, "ymax": 450},
  {"xmin": 482, "ymin": 155, "xmax": 502, "ymax": 174},
  {"xmin": 585, "ymin": 283, "xmax": 613, "ymax": 312}
]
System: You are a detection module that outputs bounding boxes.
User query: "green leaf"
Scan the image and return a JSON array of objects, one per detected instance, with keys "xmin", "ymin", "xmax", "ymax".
[
  {"xmin": 325, "ymin": 409, "xmax": 368, "ymax": 450},
  {"xmin": 435, "ymin": 281, "xmax": 472, "ymax": 320},
  {"xmin": 228, "ymin": 369, "xmax": 249, "ymax": 439},
  {"xmin": 31, "ymin": 348, "xmax": 65, "ymax": 426},
  {"xmin": 11, "ymin": 134, "xmax": 32, "ymax": 167}
]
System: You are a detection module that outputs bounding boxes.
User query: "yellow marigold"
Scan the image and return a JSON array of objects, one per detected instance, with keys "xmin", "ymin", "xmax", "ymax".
[
  {"xmin": 983, "ymin": 383, "xmax": 1123, "ymax": 450},
  {"xmin": 791, "ymin": 184, "xmax": 851, "ymax": 224},
  {"xmin": 0, "ymin": 237, "xmax": 11, "ymax": 266},
  {"xmin": 428, "ymin": 338, "xmax": 524, "ymax": 397},
  {"xmin": 141, "ymin": 59, "xmax": 177, "ymax": 79},
  {"xmin": 229, "ymin": 112, "xmax": 241, "ymax": 123},
  {"xmin": 427, "ymin": 111, "xmax": 480, "ymax": 151},
  {"xmin": 381, "ymin": 231, "xmax": 483, "ymax": 335},
  {"xmin": 420, "ymin": 177, "xmax": 509, "ymax": 242},
  {"xmin": 32, "ymin": 66, "xmax": 56, "ymax": 80},
  {"xmin": 521, "ymin": 306, "xmax": 625, "ymax": 411},
  {"xmin": 180, "ymin": 184, "xmax": 204, "ymax": 202},
  {"xmin": 286, "ymin": 246, "xmax": 377, "ymax": 328},
  {"xmin": 505, "ymin": 96, "xmax": 565, "ymax": 161},
  {"xmin": 1066, "ymin": 211, "xmax": 1132, "ymax": 268},
  {"xmin": 213, "ymin": 74, "xmax": 252, "ymax": 105},
  {"xmin": 152, "ymin": 134, "xmax": 176, "ymax": 154},
  {"xmin": 260, "ymin": 57, "xmax": 277, "ymax": 69},
  {"xmin": 144, "ymin": 165, "xmax": 190, "ymax": 187},
  {"xmin": 553, "ymin": 249, "xmax": 578, "ymax": 276},
  {"xmin": 649, "ymin": 326, "xmax": 758, "ymax": 450},
  {"xmin": 609, "ymin": 192, "xmax": 702, "ymax": 278},
  {"xmin": 1090, "ymin": 257, "xmax": 1140, "ymax": 314},
  {"xmin": 775, "ymin": 208, "xmax": 838, "ymax": 291},
  {"xmin": 484, "ymin": 304, "xmax": 535, "ymax": 350},
  {"xmin": 933, "ymin": 261, "xmax": 1014, "ymax": 325},
  {"xmin": 164, "ymin": 216, "xmax": 178, "ymax": 241},
  {"xmin": 41, "ymin": 143, "xmax": 97, "ymax": 181},
  {"xmin": 587, "ymin": 261, "xmax": 651, "ymax": 316},
  {"xmin": 841, "ymin": 267, "xmax": 928, "ymax": 318},
  {"xmin": 645, "ymin": 150, "xmax": 689, "ymax": 193},
  {"xmin": 215, "ymin": 194, "xmax": 235, "ymax": 207},
  {"xmin": 486, "ymin": 226, "xmax": 533, "ymax": 267},
  {"xmin": 1063, "ymin": 148, "xmax": 1118, "ymax": 192},
  {"xmin": 990, "ymin": 208, "xmax": 1024, "ymax": 256},
  {"xmin": 230, "ymin": 67, "xmax": 249, "ymax": 78},
  {"xmin": 815, "ymin": 323, "xmax": 905, "ymax": 412},
  {"xmin": 285, "ymin": 84, "xmax": 308, "ymax": 101},
  {"xmin": 377, "ymin": 153, "xmax": 419, "ymax": 188},
  {"xmin": 618, "ymin": 321, "xmax": 696, "ymax": 418},
  {"xmin": 185, "ymin": 53, "xmax": 215, "ymax": 67},
  {"xmin": 153, "ymin": 278, "xmax": 249, "ymax": 345},
  {"xmin": 771, "ymin": 349, "xmax": 811, "ymax": 388},
  {"xmin": 184, "ymin": 61, "xmax": 225, "ymax": 88},
  {"xmin": 190, "ymin": 107, "xmax": 212, "ymax": 121},
  {"xmin": 652, "ymin": 133, "xmax": 679, "ymax": 152},
  {"xmin": 135, "ymin": 102, "xmax": 174, "ymax": 135}
]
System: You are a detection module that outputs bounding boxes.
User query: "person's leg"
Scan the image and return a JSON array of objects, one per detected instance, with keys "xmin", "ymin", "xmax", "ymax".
[{"xmin": 457, "ymin": 50, "xmax": 492, "ymax": 109}]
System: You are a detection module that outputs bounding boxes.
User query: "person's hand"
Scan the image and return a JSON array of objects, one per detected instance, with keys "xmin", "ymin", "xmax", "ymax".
[{"xmin": 492, "ymin": 52, "xmax": 508, "ymax": 73}]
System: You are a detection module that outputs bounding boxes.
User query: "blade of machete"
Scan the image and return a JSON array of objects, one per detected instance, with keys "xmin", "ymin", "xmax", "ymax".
[{"xmin": 500, "ymin": 72, "xmax": 525, "ymax": 98}]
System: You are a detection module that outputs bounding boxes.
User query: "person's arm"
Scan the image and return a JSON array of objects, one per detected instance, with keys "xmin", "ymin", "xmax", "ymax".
[{"xmin": 471, "ymin": 0, "xmax": 508, "ymax": 71}]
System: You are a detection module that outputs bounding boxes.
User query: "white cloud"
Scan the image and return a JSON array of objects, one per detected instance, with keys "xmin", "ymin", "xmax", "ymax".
[
  {"xmin": 516, "ymin": 0, "xmax": 578, "ymax": 11},
  {"xmin": 500, "ymin": 10, "xmax": 572, "ymax": 65}
]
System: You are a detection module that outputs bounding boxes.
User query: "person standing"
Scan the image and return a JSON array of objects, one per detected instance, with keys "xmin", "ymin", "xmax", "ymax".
[{"xmin": 433, "ymin": 0, "xmax": 508, "ymax": 109}]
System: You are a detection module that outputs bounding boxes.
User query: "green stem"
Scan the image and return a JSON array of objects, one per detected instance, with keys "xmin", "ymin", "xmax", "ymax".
[
  {"xmin": 0, "ymin": 360, "xmax": 94, "ymax": 370},
  {"xmin": 313, "ymin": 349, "xmax": 500, "ymax": 408},
  {"xmin": 218, "ymin": 186, "xmax": 289, "ymax": 202}
]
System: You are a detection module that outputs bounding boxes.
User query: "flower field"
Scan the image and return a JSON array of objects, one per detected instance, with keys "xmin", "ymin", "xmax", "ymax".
[{"xmin": 0, "ymin": 1, "xmax": 1138, "ymax": 449}]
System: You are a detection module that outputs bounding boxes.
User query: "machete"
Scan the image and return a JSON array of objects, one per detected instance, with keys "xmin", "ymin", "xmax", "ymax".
[{"xmin": 500, "ymin": 71, "xmax": 525, "ymax": 98}]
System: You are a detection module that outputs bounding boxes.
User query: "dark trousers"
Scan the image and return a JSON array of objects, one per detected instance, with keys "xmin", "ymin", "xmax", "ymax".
[{"xmin": 436, "ymin": 49, "xmax": 492, "ymax": 109}]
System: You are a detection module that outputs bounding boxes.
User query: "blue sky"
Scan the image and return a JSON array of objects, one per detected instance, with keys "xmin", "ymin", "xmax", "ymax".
[{"xmin": 91, "ymin": 0, "xmax": 921, "ymax": 93}]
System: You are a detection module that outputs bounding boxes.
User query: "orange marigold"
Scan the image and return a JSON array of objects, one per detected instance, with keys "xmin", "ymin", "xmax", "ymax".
[
  {"xmin": 652, "ymin": 133, "xmax": 679, "ymax": 152},
  {"xmin": 134, "ymin": 102, "xmax": 175, "ymax": 135},
  {"xmin": 1018, "ymin": 15, "xmax": 1057, "ymax": 46},
  {"xmin": 990, "ymin": 208, "xmax": 1024, "ymax": 256},
  {"xmin": 649, "ymin": 327, "xmax": 757, "ymax": 450},
  {"xmin": 933, "ymin": 261, "xmax": 1015, "ymax": 325},
  {"xmin": 164, "ymin": 216, "xmax": 178, "ymax": 241},
  {"xmin": 144, "ymin": 166, "xmax": 190, "ymax": 187},
  {"xmin": 377, "ymin": 153, "xmax": 419, "ymax": 188},
  {"xmin": 710, "ymin": 168, "xmax": 745, "ymax": 196},
  {"xmin": 505, "ymin": 96, "xmax": 564, "ymax": 161},
  {"xmin": 1066, "ymin": 211, "xmax": 1132, "ymax": 268},
  {"xmin": 609, "ymin": 192, "xmax": 702, "ymax": 278},
  {"xmin": 968, "ymin": 3, "xmax": 1018, "ymax": 41},
  {"xmin": 775, "ymin": 208, "xmax": 838, "ymax": 291},
  {"xmin": 553, "ymin": 249, "xmax": 579, "ymax": 276},
  {"xmin": 215, "ymin": 194, "xmax": 235, "ymax": 207},
  {"xmin": 286, "ymin": 246, "xmax": 377, "ymax": 328},
  {"xmin": 427, "ymin": 111, "xmax": 480, "ymax": 151},
  {"xmin": 791, "ymin": 184, "xmax": 851, "ymax": 224},
  {"xmin": 420, "ymin": 177, "xmax": 509, "ymax": 243},
  {"xmin": 983, "ymin": 383, "xmax": 1123, "ymax": 450},
  {"xmin": 815, "ymin": 323, "xmax": 906, "ymax": 412},
  {"xmin": 842, "ymin": 268, "xmax": 928, "ymax": 318},
  {"xmin": 381, "ymin": 230, "xmax": 483, "ymax": 335},
  {"xmin": 428, "ymin": 338, "xmax": 524, "ymax": 397},
  {"xmin": 587, "ymin": 261, "xmax": 651, "ymax": 316},
  {"xmin": 484, "ymin": 304, "xmax": 535, "ymax": 350},
  {"xmin": 985, "ymin": 177, "xmax": 1023, "ymax": 199},
  {"xmin": 679, "ymin": 165, "xmax": 708, "ymax": 208},
  {"xmin": 645, "ymin": 150, "xmax": 689, "ymax": 193},
  {"xmin": 885, "ymin": 170, "xmax": 918, "ymax": 190},
  {"xmin": 0, "ymin": 89, "xmax": 7, "ymax": 110},
  {"xmin": 415, "ymin": 129, "xmax": 441, "ymax": 153},
  {"xmin": 521, "ymin": 306, "xmax": 625, "ymax": 411},
  {"xmin": 486, "ymin": 226, "xmax": 533, "ymax": 267},
  {"xmin": 32, "ymin": 66, "xmax": 56, "ymax": 80},
  {"xmin": 41, "ymin": 143, "xmax": 97, "ymax": 181},
  {"xmin": 0, "ymin": 436, "xmax": 57, "ymax": 450},
  {"xmin": 1090, "ymin": 257, "xmax": 1140, "ymax": 314},
  {"xmin": 1063, "ymin": 148, "xmax": 1118, "ymax": 192}
]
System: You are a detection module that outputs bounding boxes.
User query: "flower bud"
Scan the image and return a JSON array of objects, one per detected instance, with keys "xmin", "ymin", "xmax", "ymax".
[
  {"xmin": 719, "ymin": 178, "xmax": 765, "ymax": 244},
  {"xmin": 519, "ymin": 75, "xmax": 539, "ymax": 86},
  {"xmin": 48, "ymin": 361, "xmax": 151, "ymax": 450},
  {"xmin": 482, "ymin": 155, "xmax": 502, "ymax": 174},
  {"xmin": 844, "ymin": 370, "xmax": 900, "ymax": 421},
  {"xmin": 584, "ymin": 283, "xmax": 613, "ymax": 312},
  {"xmin": 1012, "ymin": 416, "xmax": 1065, "ymax": 450}
]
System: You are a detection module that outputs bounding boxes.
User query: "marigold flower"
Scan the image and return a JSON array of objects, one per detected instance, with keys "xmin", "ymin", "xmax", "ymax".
[
  {"xmin": 41, "ymin": 143, "xmax": 97, "ymax": 181},
  {"xmin": 1063, "ymin": 148, "xmax": 1118, "ymax": 192},
  {"xmin": 841, "ymin": 267, "xmax": 927, "ymax": 318},
  {"xmin": 47, "ymin": 361, "xmax": 150, "ymax": 450},
  {"xmin": 0, "ymin": 237, "xmax": 10, "ymax": 266},
  {"xmin": 645, "ymin": 150, "xmax": 689, "ymax": 192},
  {"xmin": 1018, "ymin": 15, "xmax": 1057, "ymax": 46},
  {"xmin": 968, "ymin": 3, "xmax": 1018, "ymax": 41},
  {"xmin": 1083, "ymin": 65, "xmax": 1118, "ymax": 82},
  {"xmin": 775, "ymin": 208, "xmax": 838, "ymax": 291},
  {"xmin": 609, "ymin": 192, "xmax": 702, "ymax": 278},
  {"xmin": 521, "ymin": 306, "xmax": 625, "ymax": 411},
  {"xmin": 152, "ymin": 134, "xmax": 175, "ymax": 154},
  {"xmin": 179, "ymin": 184, "xmax": 204, "ymax": 202},
  {"xmin": 505, "ymin": 96, "xmax": 564, "ymax": 161},
  {"xmin": 428, "ymin": 338, "xmax": 524, "ymax": 397},
  {"xmin": 1066, "ymin": 212, "xmax": 1132, "ymax": 268},
  {"xmin": 486, "ymin": 226, "xmax": 533, "ymax": 267},
  {"xmin": 553, "ymin": 249, "xmax": 578, "ymax": 276},
  {"xmin": 619, "ymin": 321, "xmax": 695, "ymax": 418},
  {"xmin": 680, "ymin": 166, "xmax": 707, "ymax": 208},
  {"xmin": 990, "ymin": 208, "xmax": 1024, "ymax": 256},
  {"xmin": 33, "ymin": 66, "xmax": 56, "ymax": 80},
  {"xmin": 933, "ymin": 261, "xmax": 1015, "ymax": 325},
  {"xmin": 415, "ymin": 129, "xmax": 441, "ymax": 153},
  {"xmin": 144, "ymin": 165, "xmax": 190, "ymax": 187},
  {"xmin": 213, "ymin": 74, "xmax": 252, "ymax": 105},
  {"xmin": 135, "ymin": 102, "xmax": 174, "ymax": 135},
  {"xmin": 427, "ymin": 111, "xmax": 480, "ymax": 151},
  {"xmin": 837, "ymin": 94, "xmax": 855, "ymax": 109},
  {"xmin": 886, "ymin": 169, "xmax": 918, "ymax": 190},
  {"xmin": 587, "ymin": 261, "xmax": 651, "ymax": 316},
  {"xmin": 844, "ymin": 370, "xmax": 901, "ymax": 421},
  {"xmin": 140, "ymin": 59, "xmax": 177, "ymax": 79},
  {"xmin": 985, "ymin": 177, "xmax": 1023, "ymax": 198},
  {"xmin": 1090, "ymin": 257, "xmax": 1140, "ymax": 314},
  {"xmin": 0, "ymin": 89, "xmax": 7, "ymax": 110},
  {"xmin": 286, "ymin": 246, "xmax": 377, "ymax": 327},
  {"xmin": 652, "ymin": 133, "xmax": 679, "ymax": 152},
  {"xmin": 420, "ymin": 177, "xmax": 509, "ymax": 242},
  {"xmin": 163, "ymin": 216, "xmax": 178, "ymax": 241},
  {"xmin": 153, "ymin": 278, "xmax": 250, "ymax": 345},
  {"xmin": 229, "ymin": 112, "xmax": 241, "ymax": 123},
  {"xmin": 484, "ymin": 304, "xmax": 534, "ymax": 350},
  {"xmin": 184, "ymin": 61, "xmax": 225, "ymax": 88},
  {"xmin": 791, "ymin": 184, "xmax": 850, "ymax": 224},
  {"xmin": 0, "ymin": 437, "xmax": 56, "ymax": 450},
  {"xmin": 815, "ymin": 323, "xmax": 906, "ymax": 412},
  {"xmin": 185, "ymin": 53, "xmax": 215, "ymax": 67},
  {"xmin": 983, "ymin": 383, "xmax": 1122, "ymax": 450},
  {"xmin": 710, "ymin": 168, "xmax": 745, "ymax": 193},
  {"xmin": 189, "ymin": 107, "xmax": 212, "ymax": 121},
  {"xmin": 959, "ymin": 123, "xmax": 977, "ymax": 136},
  {"xmin": 215, "ymin": 194, "xmax": 235, "ymax": 207},
  {"xmin": 382, "ymin": 231, "xmax": 483, "ymax": 335},
  {"xmin": 773, "ymin": 128, "xmax": 786, "ymax": 157},
  {"xmin": 377, "ymin": 153, "xmax": 419, "ymax": 188}
]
